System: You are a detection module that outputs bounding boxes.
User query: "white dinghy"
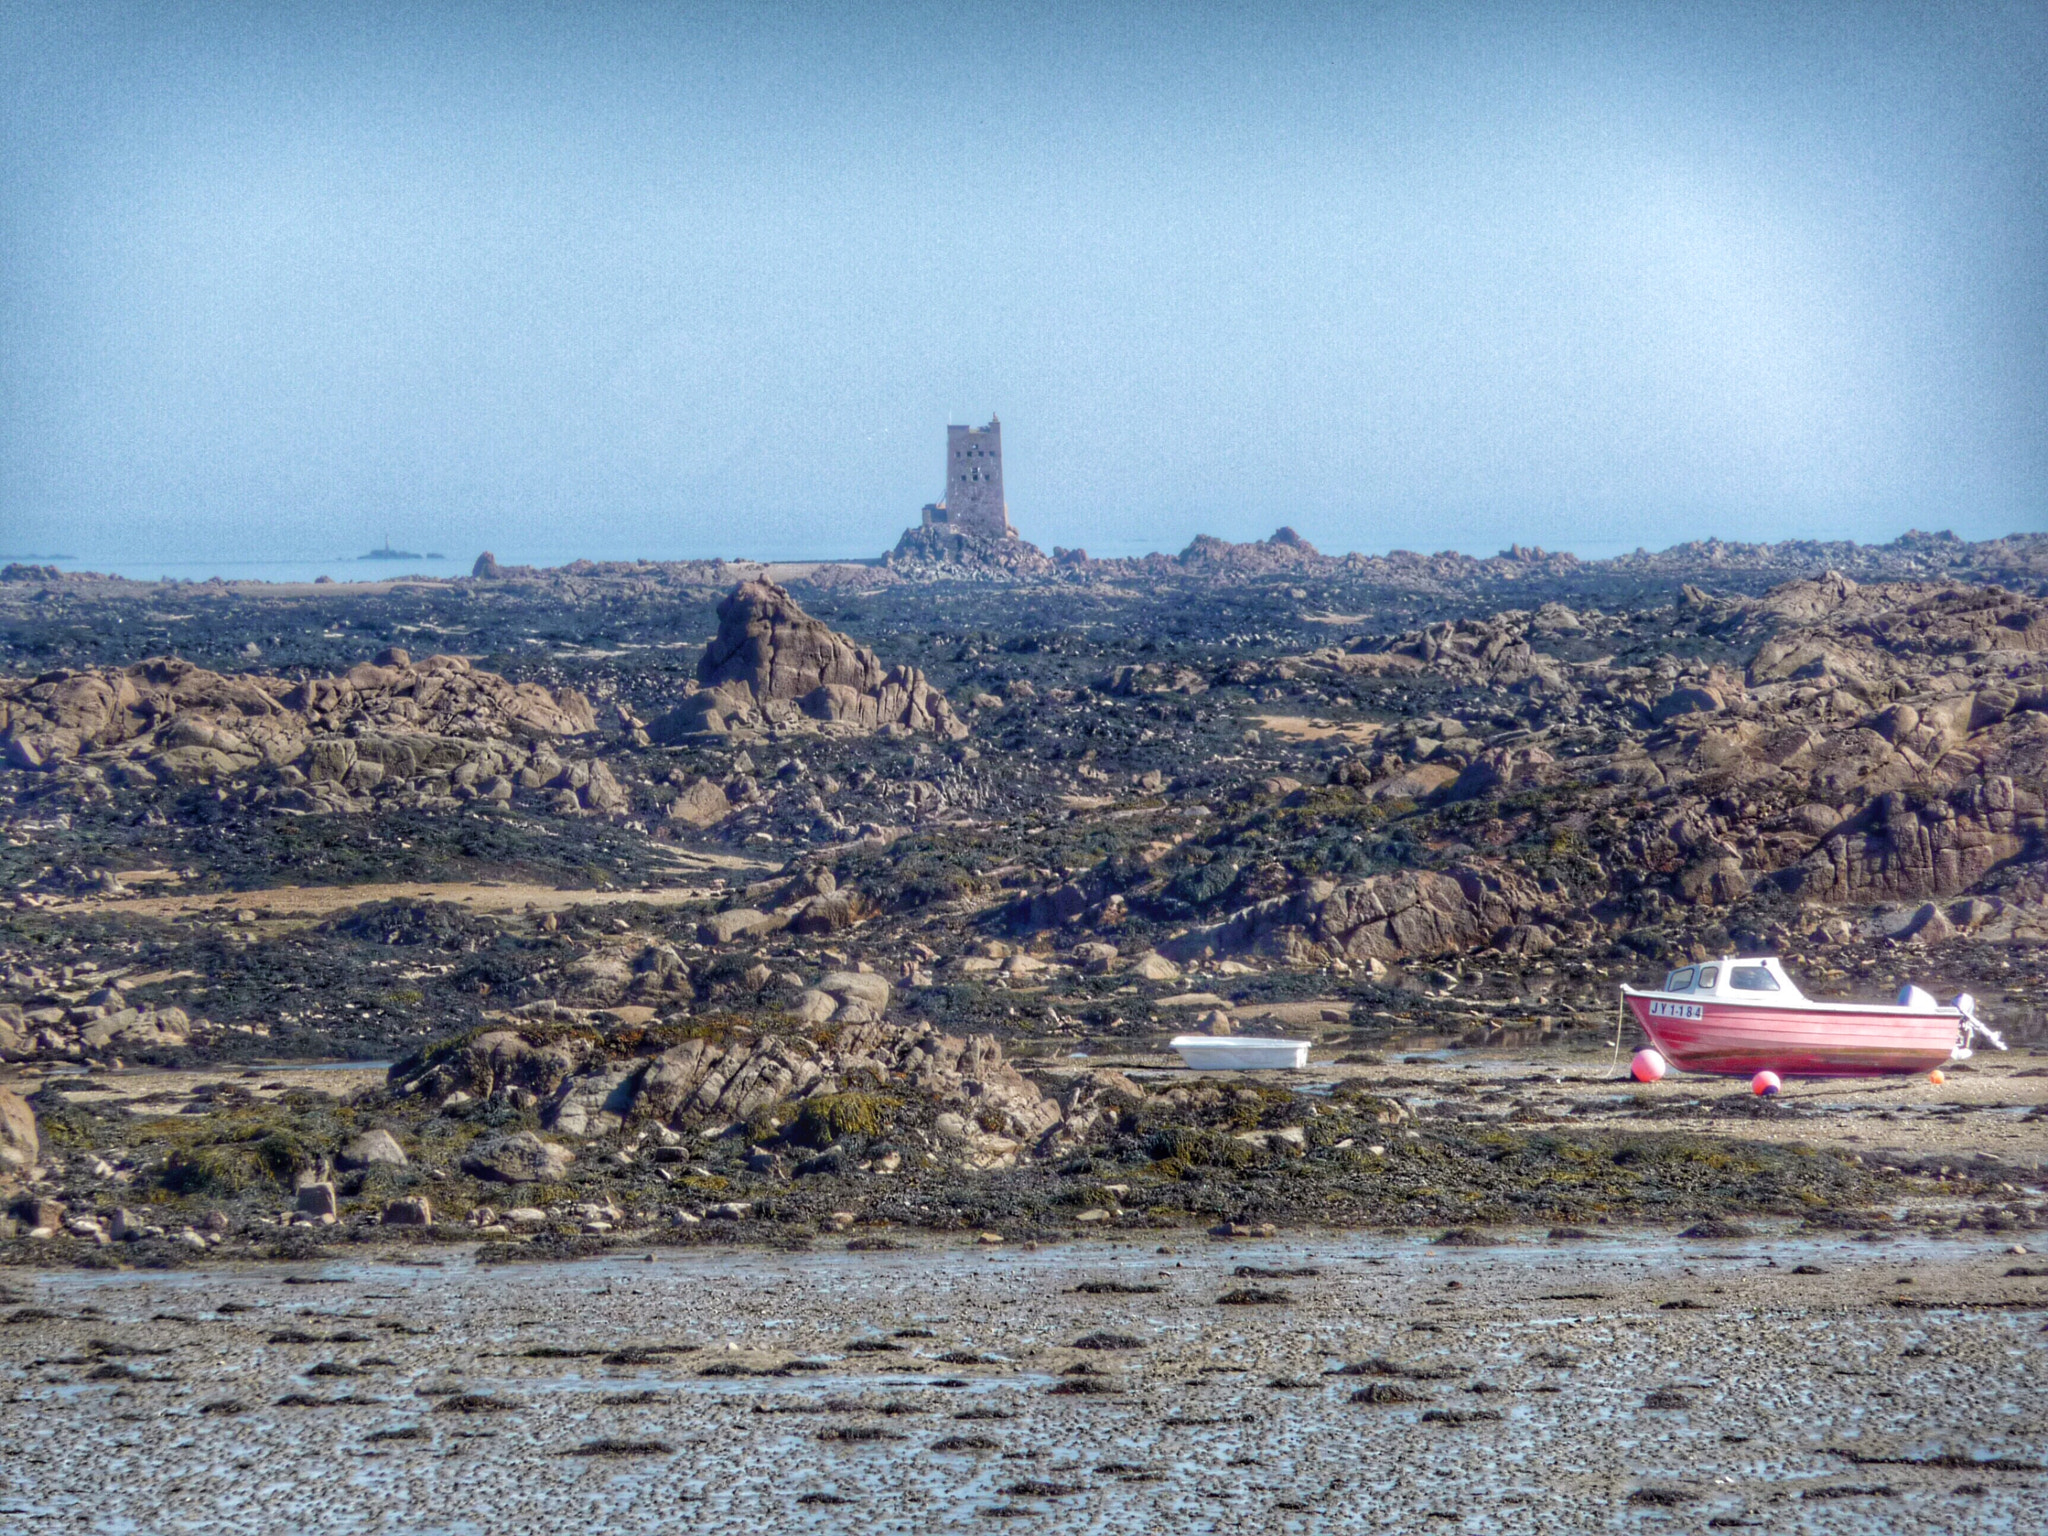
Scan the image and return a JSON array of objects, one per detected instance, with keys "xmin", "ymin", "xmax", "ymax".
[{"xmin": 1170, "ymin": 1035, "xmax": 1311, "ymax": 1070}]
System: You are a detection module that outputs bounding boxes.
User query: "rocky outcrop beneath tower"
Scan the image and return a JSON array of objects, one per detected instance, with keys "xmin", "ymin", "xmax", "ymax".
[
  {"xmin": 886, "ymin": 525, "xmax": 1063, "ymax": 577},
  {"xmin": 651, "ymin": 580, "xmax": 967, "ymax": 740}
]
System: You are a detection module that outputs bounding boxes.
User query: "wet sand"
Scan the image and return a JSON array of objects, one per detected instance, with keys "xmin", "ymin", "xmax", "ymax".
[
  {"xmin": 1065, "ymin": 1043, "xmax": 2048, "ymax": 1171},
  {"xmin": 3, "ymin": 1231, "xmax": 2042, "ymax": 1532},
  {"xmin": 38, "ymin": 869, "xmax": 764, "ymax": 922}
]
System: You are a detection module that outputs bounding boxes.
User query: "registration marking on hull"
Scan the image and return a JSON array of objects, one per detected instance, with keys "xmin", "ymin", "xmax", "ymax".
[{"xmin": 1648, "ymin": 1000, "xmax": 1704, "ymax": 1020}]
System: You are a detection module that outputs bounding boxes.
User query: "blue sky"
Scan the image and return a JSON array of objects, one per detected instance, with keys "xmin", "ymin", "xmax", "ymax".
[{"xmin": 2, "ymin": 1, "xmax": 2043, "ymax": 566}]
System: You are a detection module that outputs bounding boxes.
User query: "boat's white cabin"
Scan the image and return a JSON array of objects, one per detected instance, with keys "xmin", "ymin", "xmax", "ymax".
[{"xmin": 1657, "ymin": 956, "xmax": 1807, "ymax": 1002}]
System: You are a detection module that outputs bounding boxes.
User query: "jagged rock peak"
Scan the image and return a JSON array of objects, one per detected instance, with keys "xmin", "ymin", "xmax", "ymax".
[
  {"xmin": 655, "ymin": 580, "xmax": 968, "ymax": 740},
  {"xmin": 700, "ymin": 579, "xmax": 887, "ymax": 701}
]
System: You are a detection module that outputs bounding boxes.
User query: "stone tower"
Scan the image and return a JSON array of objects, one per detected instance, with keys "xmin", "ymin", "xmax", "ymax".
[{"xmin": 922, "ymin": 417, "xmax": 1011, "ymax": 538}]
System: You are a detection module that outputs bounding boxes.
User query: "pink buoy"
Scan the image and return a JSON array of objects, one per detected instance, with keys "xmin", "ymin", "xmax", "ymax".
[
  {"xmin": 1752, "ymin": 1070, "xmax": 1782, "ymax": 1097},
  {"xmin": 1631, "ymin": 1049, "xmax": 1667, "ymax": 1083}
]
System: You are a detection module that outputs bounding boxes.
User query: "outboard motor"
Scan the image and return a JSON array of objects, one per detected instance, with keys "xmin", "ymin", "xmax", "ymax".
[{"xmin": 1950, "ymin": 992, "xmax": 2007, "ymax": 1059}]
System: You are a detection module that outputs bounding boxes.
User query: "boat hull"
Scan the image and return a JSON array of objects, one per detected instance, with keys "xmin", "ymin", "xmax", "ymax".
[
  {"xmin": 1170, "ymin": 1036, "xmax": 1310, "ymax": 1070},
  {"xmin": 1625, "ymin": 993, "xmax": 1959, "ymax": 1077}
]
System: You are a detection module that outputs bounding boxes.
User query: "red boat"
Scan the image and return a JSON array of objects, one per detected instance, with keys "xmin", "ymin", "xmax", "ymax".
[{"xmin": 1620, "ymin": 956, "xmax": 2004, "ymax": 1078}]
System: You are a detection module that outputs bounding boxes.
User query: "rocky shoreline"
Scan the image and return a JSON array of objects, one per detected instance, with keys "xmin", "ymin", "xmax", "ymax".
[{"xmin": 3, "ymin": 1032, "xmax": 2043, "ymax": 1268}]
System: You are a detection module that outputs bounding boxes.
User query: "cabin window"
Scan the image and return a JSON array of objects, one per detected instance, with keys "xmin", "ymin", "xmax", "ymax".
[
  {"xmin": 1730, "ymin": 966, "xmax": 1778, "ymax": 991},
  {"xmin": 1665, "ymin": 966, "xmax": 1696, "ymax": 991},
  {"xmin": 1697, "ymin": 965, "xmax": 1719, "ymax": 988}
]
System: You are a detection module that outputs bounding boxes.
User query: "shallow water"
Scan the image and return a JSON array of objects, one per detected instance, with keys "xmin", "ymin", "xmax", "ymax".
[{"xmin": 3, "ymin": 1233, "xmax": 2042, "ymax": 1532}]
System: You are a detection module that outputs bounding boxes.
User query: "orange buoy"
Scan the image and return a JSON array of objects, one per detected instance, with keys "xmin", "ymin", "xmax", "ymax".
[{"xmin": 1928, "ymin": 1069, "xmax": 1945, "ymax": 1086}]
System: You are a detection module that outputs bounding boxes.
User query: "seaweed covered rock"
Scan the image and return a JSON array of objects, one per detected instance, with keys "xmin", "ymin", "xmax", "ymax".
[
  {"xmin": 392, "ymin": 1019, "xmax": 1097, "ymax": 1164},
  {"xmin": 461, "ymin": 1130, "xmax": 575, "ymax": 1183},
  {"xmin": 0, "ymin": 995, "xmax": 207, "ymax": 1060},
  {"xmin": 403, "ymin": 1028, "xmax": 602, "ymax": 1110},
  {"xmin": 651, "ymin": 580, "xmax": 967, "ymax": 740},
  {"xmin": 1164, "ymin": 866, "xmax": 1547, "ymax": 966}
]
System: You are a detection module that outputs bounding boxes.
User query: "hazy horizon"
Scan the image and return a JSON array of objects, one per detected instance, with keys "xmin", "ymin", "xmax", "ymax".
[
  {"xmin": 4, "ymin": 2, "xmax": 2044, "ymax": 568},
  {"xmin": 0, "ymin": 516, "xmax": 2039, "ymax": 588}
]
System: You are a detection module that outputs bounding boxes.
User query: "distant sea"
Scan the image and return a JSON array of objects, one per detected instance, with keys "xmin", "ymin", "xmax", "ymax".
[
  {"xmin": 7, "ymin": 534, "xmax": 1725, "ymax": 583},
  {"xmin": 6, "ymin": 556, "xmax": 457, "ymax": 585}
]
